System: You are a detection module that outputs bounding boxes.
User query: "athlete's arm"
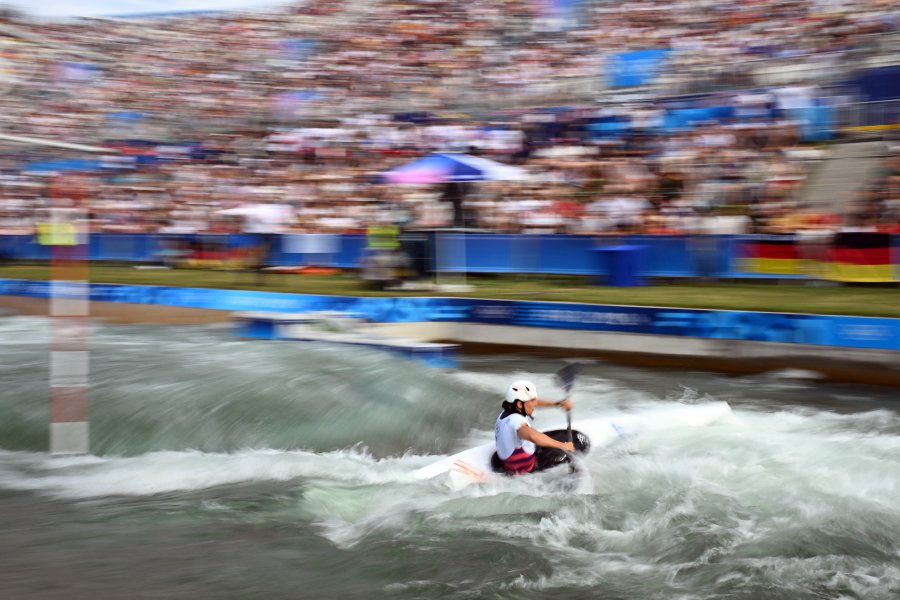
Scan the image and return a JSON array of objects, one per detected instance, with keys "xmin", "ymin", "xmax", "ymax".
[
  {"xmin": 517, "ymin": 422, "xmax": 574, "ymax": 453},
  {"xmin": 533, "ymin": 397, "xmax": 573, "ymax": 411}
]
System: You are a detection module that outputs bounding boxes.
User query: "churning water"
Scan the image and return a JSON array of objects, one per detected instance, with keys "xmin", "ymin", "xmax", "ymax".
[{"xmin": 1, "ymin": 316, "xmax": 898, "ymax": 600}]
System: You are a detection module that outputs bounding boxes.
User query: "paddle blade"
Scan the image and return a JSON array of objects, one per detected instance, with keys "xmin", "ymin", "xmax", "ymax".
[{"xmin": 554, "ymin": 362, "xmax": 581, "ymax": 395}]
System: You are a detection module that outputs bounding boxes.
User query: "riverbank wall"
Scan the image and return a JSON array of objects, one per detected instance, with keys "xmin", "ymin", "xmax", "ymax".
[{"xmin": 3, "ymin": 278, "xmax": 899, "ymax": 386}]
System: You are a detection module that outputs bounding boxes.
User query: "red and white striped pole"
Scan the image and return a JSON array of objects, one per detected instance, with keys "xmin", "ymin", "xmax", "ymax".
[{"xmin": 47, "ymin": 193, "xmax": 90, "ymax": 455}]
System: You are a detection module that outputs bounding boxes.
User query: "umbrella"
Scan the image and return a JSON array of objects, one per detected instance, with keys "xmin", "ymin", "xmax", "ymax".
[{"xmin": 380, "ymin": 153, "xmax": 529, "ymax": 184}]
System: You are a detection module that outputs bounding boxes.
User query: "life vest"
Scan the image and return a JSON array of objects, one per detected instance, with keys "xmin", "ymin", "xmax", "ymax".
[
  {"xmin": 502, "ymin": 447, "xmax": 536, "ymax": 474},
  {"xmin": 495, "ymin": 402, "xmax": 536, "ymax": 474}
]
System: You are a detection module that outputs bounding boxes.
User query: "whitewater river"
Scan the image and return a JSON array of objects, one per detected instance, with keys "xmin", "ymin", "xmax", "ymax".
[{"xmin": 1, "ymin": 316, "xmax": 898, "ymax": 600}]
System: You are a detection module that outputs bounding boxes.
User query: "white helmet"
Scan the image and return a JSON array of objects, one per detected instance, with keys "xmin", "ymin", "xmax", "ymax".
[{"xmin": 506, "ymin": 380, "xmax": 537, "ymax": 404}]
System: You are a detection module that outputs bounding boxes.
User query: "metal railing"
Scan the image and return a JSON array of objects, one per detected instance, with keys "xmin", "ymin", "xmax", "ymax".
[{"xmin": 835, "ymin": 98, "xmax": 900, "ymax": 129}]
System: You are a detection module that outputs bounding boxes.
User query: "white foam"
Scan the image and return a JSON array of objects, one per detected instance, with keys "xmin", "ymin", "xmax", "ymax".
[{"xmin": 0, "ymin": 447, "xmax": 426, "ymax": 499}]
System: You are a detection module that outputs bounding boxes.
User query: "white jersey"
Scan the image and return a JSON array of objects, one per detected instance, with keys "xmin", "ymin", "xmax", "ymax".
[{"xmin": 495, "ymin": 411, "xmax": 536, "ymax": 460}]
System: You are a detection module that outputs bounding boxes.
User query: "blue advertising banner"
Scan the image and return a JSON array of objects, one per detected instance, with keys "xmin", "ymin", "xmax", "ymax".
[
  {"xmin": 661, "ymin": 106, "xmax": 735, "ymax": 132},
  {"xmin": 23, "ymin": 159, "xmax": 104, "ymax": 174},
  {"xmin": 2, "ymin": 279, "xmax": 899, "ymax": 351},
  {"xmin": 850, "ymin": 65, "xmax": 900, "ymax": 102},
  {"xmin": 456, "ymin": 299, "xmax": 900, "ymax": 350},
  {"xmin": 607, "ymin": 48, "xmax": 672, "ymax": 88}
]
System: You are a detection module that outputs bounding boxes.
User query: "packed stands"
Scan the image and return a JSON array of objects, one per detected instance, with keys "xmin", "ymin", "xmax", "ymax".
[{"xmin": 0, "ymin": 0, "xmax": 897, "ymax": 239}]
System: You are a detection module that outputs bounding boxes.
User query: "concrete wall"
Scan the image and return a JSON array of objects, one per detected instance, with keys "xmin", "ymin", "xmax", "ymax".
[{"xmin": 368, "ymin": 321, "xmax": 900, "ymax": 387}]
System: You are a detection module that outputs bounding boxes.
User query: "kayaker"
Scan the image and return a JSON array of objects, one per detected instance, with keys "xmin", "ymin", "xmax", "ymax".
[{"xmin": 494, "ymin": 380, "xmax": 574, "ymax": 474}]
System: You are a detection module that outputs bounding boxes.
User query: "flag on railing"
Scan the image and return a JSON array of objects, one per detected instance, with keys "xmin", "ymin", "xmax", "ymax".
[
  {"xmin": 740, "ymin": 236, "xmax": 803, "ymax": 275},
  {"xmin": 822, "ymin": 232, "xmax": 894, "ymax": 283}
]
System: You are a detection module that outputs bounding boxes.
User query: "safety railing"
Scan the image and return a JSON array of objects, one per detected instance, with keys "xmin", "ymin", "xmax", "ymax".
[{"xmin": 835, "ymin": 98, "xmax": 900, "ymax": 129}]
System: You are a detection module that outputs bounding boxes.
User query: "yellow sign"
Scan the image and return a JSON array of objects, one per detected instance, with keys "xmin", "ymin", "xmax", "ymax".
[{"xmin": 37, "ymin": 222, "xmax": 78, "ymax": 246}]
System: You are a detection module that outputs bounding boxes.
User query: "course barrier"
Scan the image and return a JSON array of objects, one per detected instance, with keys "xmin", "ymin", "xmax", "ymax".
[
  {"xmin": 2, "ymin": 278, "xmax": 899, "ymax": 351},
  {"xmin": 0, "ymin": 232, "xmax": 896, "ymax": 282}
]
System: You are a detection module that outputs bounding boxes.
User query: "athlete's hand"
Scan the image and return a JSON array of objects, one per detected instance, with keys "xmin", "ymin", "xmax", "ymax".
[
  {"xmin": 561, "ymin": 442, "xmax": 575, "ymax": 453},
  {"xmin": 558, "ymin": 398, "xmax": 573, "ymax": 412}
]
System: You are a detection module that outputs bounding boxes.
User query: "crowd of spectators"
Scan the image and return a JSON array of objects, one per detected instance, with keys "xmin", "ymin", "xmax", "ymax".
[
  {"xmin": 844, "ymin": 146, "xmax": 900, "ymax": 233},
  {"xmin": 0, "ymin": 0, "xmax": 897, "ymax": 238}
]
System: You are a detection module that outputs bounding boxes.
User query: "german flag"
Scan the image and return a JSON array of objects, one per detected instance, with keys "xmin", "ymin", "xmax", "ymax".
[
  {"xmin": 822, "ymin": 232, "xmax": 895, "ymax": 283},
  {"xmin": 741, "ymin": 236, "xmax": 803, "ymax": 275}
]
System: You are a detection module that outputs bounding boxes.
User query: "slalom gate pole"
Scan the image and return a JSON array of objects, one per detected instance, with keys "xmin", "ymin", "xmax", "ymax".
[{"xmin": 45, "ymin": 189, "xmax": 90, "ymax": 455}]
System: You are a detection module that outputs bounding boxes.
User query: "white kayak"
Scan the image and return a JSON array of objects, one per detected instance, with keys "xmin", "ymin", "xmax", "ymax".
[{"xmin": 413, "ymin": 401, "xmax": 733, "ymax": 490}]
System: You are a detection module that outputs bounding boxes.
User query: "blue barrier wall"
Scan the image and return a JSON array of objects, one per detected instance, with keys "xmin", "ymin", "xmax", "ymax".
[
  {"xmin": 0, "ymin": 232, "xmax": 894, "ymax": 281},
  {"xmin": 2, "ymin": 278, "xmax": 899, "ymax": 351}
]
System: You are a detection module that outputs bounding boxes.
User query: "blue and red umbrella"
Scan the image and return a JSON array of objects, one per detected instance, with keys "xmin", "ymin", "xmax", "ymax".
[{"xmin": 380, "ymin": 153, "xmax": 529, "ymax": 184}]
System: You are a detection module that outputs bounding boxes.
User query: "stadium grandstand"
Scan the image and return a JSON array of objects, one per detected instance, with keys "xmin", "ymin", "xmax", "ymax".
[{"xmin": 0, "ymin": 0, "xmax": 897, "ymax": 243}]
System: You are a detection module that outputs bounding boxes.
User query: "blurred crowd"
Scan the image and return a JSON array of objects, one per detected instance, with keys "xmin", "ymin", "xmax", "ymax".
[
  {"xmin": 845, "ymin": 149, "xmax": 900, "ymax": 232},
  {"xmin": 0, "ymin": 0, "xmax": 898, "ymax": 237}
]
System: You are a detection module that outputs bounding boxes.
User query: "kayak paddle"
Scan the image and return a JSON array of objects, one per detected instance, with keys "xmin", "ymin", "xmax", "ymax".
[{"xmin": 553, "ymin": 362, "xmax": 581, "ymax": 473}]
